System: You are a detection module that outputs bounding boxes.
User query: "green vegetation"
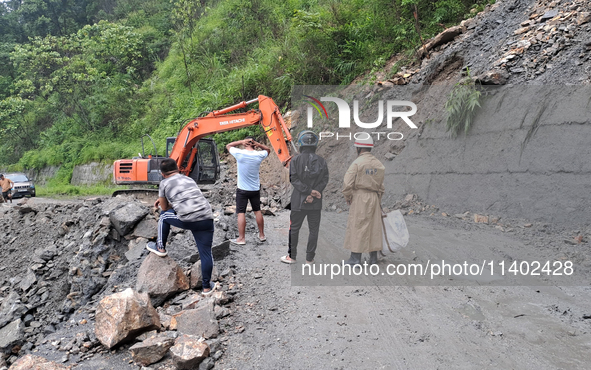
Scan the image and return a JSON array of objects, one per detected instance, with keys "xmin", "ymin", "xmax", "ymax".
[
  {"xmin": 0, "ymin": 0, "xmax": 492, "ymax": 191},
  {"xmin": 444, "ymin": 73, "xmax": 482, "ymax": 138},
  {"xmin": 36, "ymin": 184, "xmax": 121, "ymax": 197}
]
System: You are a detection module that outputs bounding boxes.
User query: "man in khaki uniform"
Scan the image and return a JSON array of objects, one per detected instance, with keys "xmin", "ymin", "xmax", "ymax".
[{"xmin": 342, "ymin": 135, "xmax": 385, "ymax": 265}]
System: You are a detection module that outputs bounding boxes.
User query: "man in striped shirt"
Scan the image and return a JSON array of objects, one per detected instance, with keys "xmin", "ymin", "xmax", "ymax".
[{"xmin": 146, "ymin": 158, "xmax": 218, "ymax": 296}]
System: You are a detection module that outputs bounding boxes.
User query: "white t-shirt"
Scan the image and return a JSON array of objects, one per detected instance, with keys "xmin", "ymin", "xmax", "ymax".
[{"xmin": 229, "ymin": 147, "xmax": 268, "ymax": 191}]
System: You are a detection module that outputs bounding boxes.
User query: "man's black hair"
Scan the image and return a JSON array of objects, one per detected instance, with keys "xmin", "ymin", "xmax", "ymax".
[
  {"xmin": 160, "ymin": 158, "xmax": 179, "ymax": 174},
  {"xmin": 356, "ymin": 147, "xmax": 372, "ymax": 155}
]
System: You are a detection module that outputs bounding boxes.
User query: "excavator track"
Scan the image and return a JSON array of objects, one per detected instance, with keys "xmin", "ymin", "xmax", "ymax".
[
  {"xmin": 112, "ymin": 188, "xmax": 211, "ymax": 201},
  {"xmin": 112, "ymin": 189, "xmax": 159, "ymax": 198}
]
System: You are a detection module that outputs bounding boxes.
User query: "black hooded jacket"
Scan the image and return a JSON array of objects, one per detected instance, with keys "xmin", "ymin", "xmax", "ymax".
[{"xmin": 289, "ymin": 147, "xmax": 329, "ymax": 211}]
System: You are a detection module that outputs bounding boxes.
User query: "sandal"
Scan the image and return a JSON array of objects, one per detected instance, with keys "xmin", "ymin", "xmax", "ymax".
[
  {"xmin": 146, "ymin": 241, "xmax": 167, "ymax": 257},
  {"xmin": 230, "ymin": 239, "xmax": 246, "ymax": 245},
  {"xmin": 280, "ymin": 255, "xmax": 296, "ymax": 264}
]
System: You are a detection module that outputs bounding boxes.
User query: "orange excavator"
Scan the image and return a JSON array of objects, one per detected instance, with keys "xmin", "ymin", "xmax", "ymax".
[{"xmin": 113, "ymin": 95, "xmax": 295, "ymax": 193}]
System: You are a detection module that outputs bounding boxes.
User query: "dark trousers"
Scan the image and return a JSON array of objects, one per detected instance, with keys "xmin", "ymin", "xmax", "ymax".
[
  {"xmin": 288, "ymin": 210, "xmax": 321, "ymax": 262},
  {"xmin": 157, "ymin": 210, "xmax": 215, "ymax": 289}
]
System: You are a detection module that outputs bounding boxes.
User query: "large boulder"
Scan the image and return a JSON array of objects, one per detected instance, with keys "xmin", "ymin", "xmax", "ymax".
[
  {"xmin": 109, "ymin": 203, "xmax": 149, "ymax": 236},
  {"xmin": 0, "ymin": 291, "xmax": 26, "ymax": 328},
  {"xmin": 136, "ymin": 254, "xmax": 190, "ymax": 307},
  {"xmin": 170, "ymin": 300, "xmax": 219, "ymax": 339},
  {"xmin": 95, "ymin": 288, "xmax": 160, "ymax": 349},
  {"xmin": 189, "ymin": 261, "xmax": 219, "ymax": 289},
  {"xmin": 0, "ymin": 319, "xmax": 24, "ymax": 353},
  {"xmin": 8, "ymin": 354, "xmax": 70, "ymax": 370},
  {"xmin": 170, "ymin": 334, "xmax": 210, "ymax": 370},
  {"xmin": 129, "ymin": 333, "xmax": 175, "ymax": 366}
]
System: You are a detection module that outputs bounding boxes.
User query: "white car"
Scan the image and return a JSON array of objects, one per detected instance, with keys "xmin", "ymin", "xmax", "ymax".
[{"xmin": 5, "ymin": 173, "xmax": 36, "ymax": 198}]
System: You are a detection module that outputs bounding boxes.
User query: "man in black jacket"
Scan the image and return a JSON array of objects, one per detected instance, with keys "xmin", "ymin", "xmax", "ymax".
[{"xmin": 281, "ymin": 131, "xmax": 329, "ymax": 264}]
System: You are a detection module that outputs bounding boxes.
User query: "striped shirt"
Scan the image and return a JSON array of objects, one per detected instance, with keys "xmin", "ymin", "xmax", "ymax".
[{"xmin": 159, "ymin": 174, "xmax": 213, "ymax": 222}]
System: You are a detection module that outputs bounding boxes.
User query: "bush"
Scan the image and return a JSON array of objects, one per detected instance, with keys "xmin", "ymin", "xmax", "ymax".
[{"xmin": 444, "ymin": 75, "xmax": 481, "ymax": 138}]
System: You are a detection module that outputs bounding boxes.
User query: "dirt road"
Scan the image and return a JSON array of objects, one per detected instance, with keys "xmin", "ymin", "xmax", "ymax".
[{"xmin": 219, "ymin": 211, "xmax": 591, "ymax": 369}]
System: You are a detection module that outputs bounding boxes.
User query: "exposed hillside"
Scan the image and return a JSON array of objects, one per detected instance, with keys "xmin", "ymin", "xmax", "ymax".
[
  {"xmin": 256, "ymin": 0, "xmax": 591, "ymax": 225},
  {"xmin": 0, "ymin": 0, "xmax": 494, "ymax": 186}
]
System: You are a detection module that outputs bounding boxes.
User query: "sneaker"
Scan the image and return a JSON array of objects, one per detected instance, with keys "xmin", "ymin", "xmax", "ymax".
[
  {"xmin": 202, "ymin": 282, "xmax": 219, "ymax": 297},
  {"xmin": 146, "ymin": 241, "xmax": 167, "ymax": 257},
  {"xmin": 280, "ymin": 255, "xmax": 296, "ymax": 264}
]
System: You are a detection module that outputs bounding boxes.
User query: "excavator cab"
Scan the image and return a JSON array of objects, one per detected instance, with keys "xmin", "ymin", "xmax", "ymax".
[
  {"xmin": 114, "ymin": 137, "xmax": 220, "ymax": 185},
  {"xmin": 167, "ymin": 137, "xmax": 219, "ymax": 184}
]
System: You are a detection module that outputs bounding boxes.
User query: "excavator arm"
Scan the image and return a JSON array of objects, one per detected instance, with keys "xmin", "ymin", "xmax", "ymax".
[
  {"xmin": 171, "ymin": 95, "xmax": 294, "ymax": 176},
  {"xmin": 113, "ymin": 95, "xmax": 294, "ymax": 186}
]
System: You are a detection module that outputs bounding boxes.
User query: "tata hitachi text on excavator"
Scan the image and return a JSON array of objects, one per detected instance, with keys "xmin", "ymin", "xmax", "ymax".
[{"xmin": 113, "ymin": 95, "xmax": 295, "ymax": 195}]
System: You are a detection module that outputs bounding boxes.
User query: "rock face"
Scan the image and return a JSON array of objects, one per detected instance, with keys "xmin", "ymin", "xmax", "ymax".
[
  {"xmin": 129, "ymin": 333, "xmax": 175, "ymax": 366},
  {"xmin": 190, "ymin": 261, "xmax": 219, "ymax": 289},
  {"xmin": 170, "ymin": 334, "xmax": 210, "ymax": 370},
  {"xmin": 0, "ymin": 319, "xmax": 24, "ymax": 352},
  {"xmin": 8, "ymin": 354, "xmax": 71, "ymax": 370},
  {"xmin": 136, "ymin": 254, "xmax": 190, "ymax": 307},
  {"xmin": 94, "ymin": 288, "xmax": 160, "ymax": 349},
  {"xmin": 171, "ymin": 300, "xmax": 219, "ymax": 339},
  {"xmin": 109, "ymin": 203, "xmax": 149, "ymax": 236}
]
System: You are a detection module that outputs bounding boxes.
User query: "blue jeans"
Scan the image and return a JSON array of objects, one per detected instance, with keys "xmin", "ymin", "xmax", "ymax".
[{"xmin": 157, "ymin": 210, "xmax": 215, "ymax": 289}]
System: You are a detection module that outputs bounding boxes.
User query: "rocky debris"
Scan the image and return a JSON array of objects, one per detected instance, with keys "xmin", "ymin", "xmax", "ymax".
[
  {"xmin": 0, "ymin": 292, "xmax": 26, "ymax": 329},
  {"xmin": 170, "ymin": 299, "xmax": 219, "ymax": 339},
  {"xmin": 170, "ymin": 334, "xmax": 210, "ymax": 370},
  {"xmin": 211, "ymin": 291, "xmax": 231, "ymax": 306},
  {"xmin": 136, "ymin": 254, "xmax": 190, "ymax": 307},
  {"xmin": 8, "ymin": 354, "xmax": 70, "ymax": 370},
  {"xmin": 576, "ymin": 12, "xmax": 590, "ymax": 25},
  {"xmin": 474, "ymin": 214, "xmax": 489, "ymax": 224},
  {"xmin": 18, "ymin": 269, "xmax": 36, "ymax": 292},
  {"xmin": 129, "ymin": 333, "xmax": 175, "ymax": 366},
  {"xmin": 0, "ymin": 320, "xmax": 24, "ymax": 353},
  {"xmin": 94, "ymin": 288, "xmax": 160, "ymax": 349},
  {"xmin": 475, "ymin": 69, "xmax": 510, "ymax": 85},
  {"xmin": 109, "ymin": 203, "xmax": 149, "ymax": 236},
  {"xmin": 199, "ymin": 357, "xmax": 215, "ymax": 370},
  {"xmin": 0, "ymin": 194, "xmax": 236, "ymax": 369},
  {"xmin": 190, "ymin": 262, "xmax": 219, "ymax": 290},
  {"xmin": 261, "ymin": 207, "xmax": 277, "ymax": 216}
]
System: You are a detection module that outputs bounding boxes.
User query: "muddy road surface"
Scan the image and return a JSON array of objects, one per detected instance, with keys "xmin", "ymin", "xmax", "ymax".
[
  {"xmin": 1, "ymin": 196, "xmax": 590, "ymax": 369},
  {"xmin": 220, "ymin": 211, "xmax": 591, "ymax": 369}
]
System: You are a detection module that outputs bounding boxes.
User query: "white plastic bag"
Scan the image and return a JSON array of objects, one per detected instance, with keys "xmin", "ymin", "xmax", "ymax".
[{"xmin": 382, "ymin": 210, "xmax": 409, "ymax": 252}]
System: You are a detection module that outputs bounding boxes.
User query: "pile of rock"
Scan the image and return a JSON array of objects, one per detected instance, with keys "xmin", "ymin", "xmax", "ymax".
[
  {"xmin": 91, "ymin": 252, "xmax": 236, "ymax": 369},
  {"xmin": 0, "ymin": 195, "xmax": 236, "ymax": 368}
]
